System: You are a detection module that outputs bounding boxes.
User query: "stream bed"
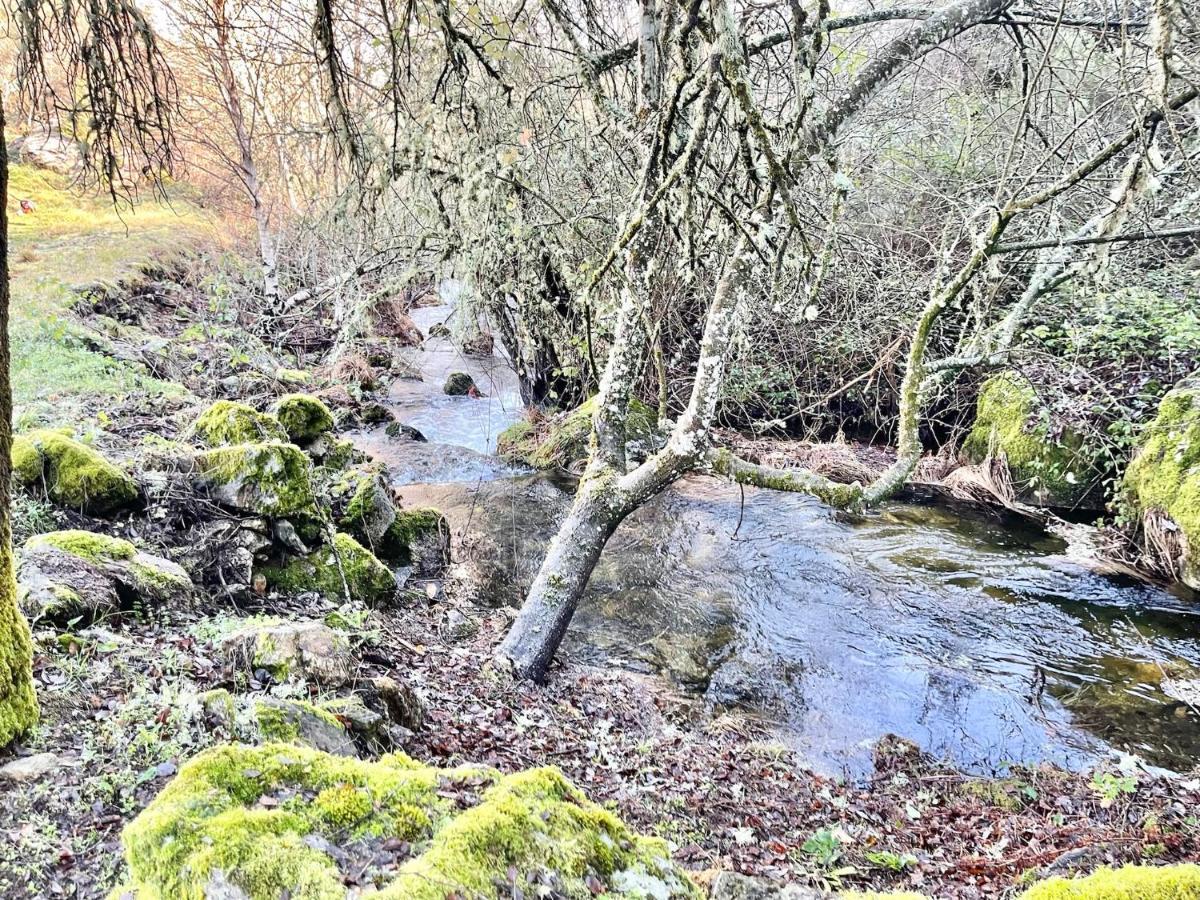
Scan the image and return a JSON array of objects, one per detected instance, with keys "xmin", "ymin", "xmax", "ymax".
[{"xmin": 352, "ymin": 302, "xmax": 1200, "ymax": 777}]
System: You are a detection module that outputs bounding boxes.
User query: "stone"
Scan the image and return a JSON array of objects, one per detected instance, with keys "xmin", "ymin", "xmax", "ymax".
[
  {"xmin": 497, "ymin": 396, "xmax": 658, "ymax": 471},
  {"xmin": 709, "ymin": 873, "xmax": 828, "ymax": 899},
  {"xmin": 366, "ymin": 675, "xmax": 426, "ymax": 732},
  {"xmin": 359, "ymin": 402, "xmax": 394, "ymax": 424},
  {"xmin": 460, "ymin": 332, "xmax": 494, "ymax": 356},
  {"xmin": 251, "ymin": 697, "xmax": 357, "ymax": 757},
  {"xmin": 271, "ymin": 394, "xmax": 335, "ymax": 445},
  {"xmin": 10, "ymin": 130, "xmax": 83, "ymax": 173},
  {"xmin": 219, "ymin": 621, "xmax": 353, "ymax": 687},
  {"xmin": 17, "ymin": 530, "xmax": 193, "ymax": 623},
  {"xmin": 384, "ymin": 421, "xmax": 427, "ymax": 442},
  {"xmin": 261, "ymin": 533, "xmax": 397, "ymax": 606},
  {"xmin": 117, "ymin": 743, "xmax": 698, "ymax": 900},
  {"xmin": 11, "ymin": 429, "xmax": 138, "ymax": 516},
  {"xmin": 0, "ymin": 752, "xmax": 62, "ymax": 783},
  {"xmin": 191, "ymin": 400, "xmax": 288, "ymax": 447},
  {"xmin": 442, "ymin": 371, "xmax": 478, "ymax": 396},
  {"xmin": 193, "ymin": 442, "xmax": 317, "ymax": 520}
]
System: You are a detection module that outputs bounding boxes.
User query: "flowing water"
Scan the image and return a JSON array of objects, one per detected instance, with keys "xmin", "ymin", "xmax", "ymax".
[{"xmin": 352, "ymin": 302, "xmax": 1200, "ymax": 777}]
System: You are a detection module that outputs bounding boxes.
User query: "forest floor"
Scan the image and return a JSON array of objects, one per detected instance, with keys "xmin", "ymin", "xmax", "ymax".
[{"xmin": 2, "ymin": 169, "xmax": 1199, "ymax": 899}]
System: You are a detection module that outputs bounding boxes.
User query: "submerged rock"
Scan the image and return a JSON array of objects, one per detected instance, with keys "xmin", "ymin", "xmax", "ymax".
[
  {"xmin": 193, "ymin": 441, "xmax": 317, "ymax": 520},
  {"xmin": 262, "ymin": 532, "xmax": 397, "ymax": 606},
  {"xmin": 191, "ymin": 399, "xmax": 288, "ymax": 447},
  {"xmin": 385, "ymin": 421, "xmax": 427, "ymax": 442},
  {"xmin": 271, "ymin": 393, "xmax": 335, "ymax": 445},
  {"xmin": 962, "ymin": 373, "xmax": 1097, "ymax": 509},
  {"xmin": 116, "ymin": 742, "xmax": 698, "ymax": 900},
  {"xmin": 443, "ymin": 371, "xmax": 478, "ymax": 396},
  {"xmin": 17, "ymin": 530, "xmax": 192, "ymax": 623},
  {"xmin": 1124, "ymin": 381, "xmax": 1200, "ymax": 590},
  {"xmin": 11, "ymin": 429, "xmax": 138, "ymax": 516},
  {"xmin": 219, "ymin": 620, "xmax": 353, "ymax": 687}
]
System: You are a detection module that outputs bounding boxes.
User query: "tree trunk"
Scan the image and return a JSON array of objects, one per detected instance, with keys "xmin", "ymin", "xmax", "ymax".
[
  {"xmin": 0, "ymin": 99, "xmax": 39, "ymax": 746},
  {"xmin": 497, "ymin": 476, "xmax": 627, "ymax": 680}
]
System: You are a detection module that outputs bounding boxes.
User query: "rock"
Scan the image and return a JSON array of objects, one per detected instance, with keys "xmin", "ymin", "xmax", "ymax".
[
  {"xmin": 461, "ymin": 331, "xmax": 495, "ymax": 356},
  {"xmin": 962, "ymin": 372, "xmax": 1098, "ymax": 509},
  {"xmin": 307, "ymin": 433, "xmax": 357, "ymax": 470},
  {"xmin": 190, "ymin": 399, "xmax": 288, "ymax": 447},
  {"xmin": 443, "ymin": 371, "xmax": 478, "ymax": 396},
  {"xmin": 358, "ymin": 401, "xmax": 393, "ymax": 424},
  {"xmin": 497, "ymin": 396, "xmax": 658, "ymax": 471},
  {"xmin": 251, "ymin": 697, "xmax": 357, "ymax": 757},
  {"xmin": 118, "ymin": 743, "xmax": 697, "ymax": 900},
  {"xmin": 10, "ymin": 130, "xmax": 82, "ymax": 173},
  {"xmin": 193, "ymin": 442, "xmax": 317, "ymax": 520},
  {"xmin": 0, "ymin": 752, "xmax": 62, "ymax": 783},
  {"xmin": 1021, "ymin": 865, "xmax": 1200, "ymax": 900},
  {"xmin": 366, "ymin": 675, "xmax": 426, "ymax": 732},
  {"xmin": 17, "ymin": 530, "xmax": 193, "ymax": 623},
  {"xmin": 1124, "ymin": 381, "xmax": 1200, "ymax": 590},
  {"xmin": 219, "ymin": 620, "xmax": 353, "ymax": 687},
  {"xmin": 198, "ymin": 689, "xmax": 237, "ymax": 732},
  {"xmin": 271, "ymin": 394, "xmax": 335, "ymax": 445},
  {"xmin": 709, "ymin": 873, "xmax": 827, "ymax": 899},
  {"xmin": 270, "ymin": 519, "xmax": 310, "ymax": 556},
  {"xmin": 335, "ymin": 467, "xmax": 397, "ymax": 546},
  {"xmin": 261, "ymin": 533, "xmax": 397, "ymax": 605},
  {"xmin": 384, "ymin": 421, "xmax": 427, "ymax": 442},
  {"xmin": 428, "ymin": 322, "xmax": 451, "ymax": 339},
  {"xmin": 333, "ymin": 468, "xmax": 448, "ymax": 572},
  {"xmin": 11, "ymin": 429, "xmax": 138, "ymax": 516},
  {"xmin": 177, "ymin": 520, "xmax": 272, "ymax": 595},
  {"xmin": 386, "ymin": 508, "xmax": 449, "ymax": 574}
]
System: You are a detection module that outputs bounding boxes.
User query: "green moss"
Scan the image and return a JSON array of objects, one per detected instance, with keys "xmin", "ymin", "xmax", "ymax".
[
  {"xmin": 1124, "ymin": 384, "xmax": 1200, "ymax": 588},
  {"xmin": 119, "ymin": 743, "xmax": 697, "ymax": 900},
  {"xmin": 443, "ymin": 371, "xmax": 476, "ymax": 396},
  {"xmin": 963, "ymin": 373, "xmax": 1092, "ymax": 507},
  {"xmin": 272, "ymin": 394, "xmax": 334, "ymax": 445},
  {"xmin": 25, "ymin": 529, "xmax": 137, "ymax": 563},
  {"xmin": 499, "ymin": 396, "xmax": 658, "ymax": 471},
  {"xmin": 337, "ymin": 467, "xmax": 395, "ymax": 545},
  {"xmin": 1019, "ymin": 864, "xmax": 1200, "ymax": 898},
  {"xmin": 10, "ymin": 429, "xmax": 138, "ymax": 515},
  {"xmin": 384, "ymin": 508, "xmax": 446, "ymax": 567},
  {"xmin": 263, "ymin": 533, "xmax": 396, "ymax": 605},
  {"xmin": 0, "ymin": 538, "xmax": 39, "ymax": 746},
  {"xmin": 194, "ymin": 442, "xmax": 317, "ymax": 519},
  {"xmin": 192, "ymin": 400, "xmax": 287, "ymax": 447}
]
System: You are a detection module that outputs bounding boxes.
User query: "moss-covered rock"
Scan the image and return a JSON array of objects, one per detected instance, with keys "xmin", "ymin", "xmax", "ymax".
[
  {"xmin": 962, "ymin": 373, "xmax": 1096, "ymax": 508},
  {"xmin": 219, "ymin": 620, "xmax": 352, "ymax": 686},
  {"xmin": 191, "ymin": 400, "xmax": 287, "ymax": 447},
  {"xmin": 17, "ymin": 530, "xmax": 193, "ymax": 623},
  {"xmin": 251, "ymin": 697, "xmax": 357, "ymax": 756},
  {"xmin": 272, "ymin": 394, "xmax": 335, "ymax": 445},
  {"xmin": 194, "ymin": 442, "xmax": 317, "ymax": 520},
  {"xmin": 262, "ymin": 533, "xmax": 397, "ymax": 606},
  {"xmin": 118, "ymin": 742, "xmax": 698, "ymax": 900},
  {"xmin": 1018, "ymin": 863, "xmax": 1200, "ymax": 898},
  {"xmin": 11, "ymin": 430, "xmax": 138, "ymax": 516},
  {"xmin": 1124, "ymin": 382, "xmax": 1200, "ymax": 590},
  {"xmin": 443, "ymin": 371, "xmax": 477, "ymax": 396},
  {"xmin": 385, "ymin": 508, "xmax": 449, "ymax": 572},
  {"xmin": 498, "ymin": 396, "xmax": 658, "ymax": 471},
  {"xmin": 335, "ymin": 466, "xmax": 397, "ymax": 547}
]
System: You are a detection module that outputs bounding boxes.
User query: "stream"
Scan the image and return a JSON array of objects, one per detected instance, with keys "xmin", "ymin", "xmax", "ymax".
[{"xmin": 351, "ymin": 300, "xmax": 1200, "ymax": 777}]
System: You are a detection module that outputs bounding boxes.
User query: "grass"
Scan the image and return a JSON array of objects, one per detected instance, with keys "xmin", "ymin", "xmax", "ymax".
[{"xmin": 7, "ymin": 164, "xmax": 220, "ymax": 429}]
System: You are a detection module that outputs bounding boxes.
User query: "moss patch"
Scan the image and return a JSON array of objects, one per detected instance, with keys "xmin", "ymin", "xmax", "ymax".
[
  {"xmin": 192, "ymin": 400, "xmax": 287, "ymax": 447},
  {"xmin": 963, "ymin": 373, "xmax": 1094, "ymax": 508},
  {"xmin": 0, "ymin": 540, "xmax": 39, "ymax": 746},
  {"xmin": 11, "ymin": 430, "xmax": 138, "ymax": 516},
  {"xmin": 498, "ymin": 396, "xmax": 657, "ymax": 471},
  {"xmin": 1019, "ymin": 863, "xmax": 1200, "ymax": 898},
  {"xmin": 119, "ymin": 742, "xmax": 697, "ymax": 900},
  {"xmin": 263, "ymin": 533, "xmax": 397, "ymax": 605},
  {"xmin": 272, "ymin": 394, "xmax": 335, "ymax": 445},
  {"xmin": 1123, "ymin": 383, "xmax": 1200, "ymax": 589},
  {"xmin": 25, "ymin": 529, "xmax": 137, "ymax": 563}
]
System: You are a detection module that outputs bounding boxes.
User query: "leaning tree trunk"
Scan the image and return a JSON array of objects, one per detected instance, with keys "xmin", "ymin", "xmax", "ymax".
[{"xmin": 0, "ymin": 100, "xmax": 40, "ymax": 746}]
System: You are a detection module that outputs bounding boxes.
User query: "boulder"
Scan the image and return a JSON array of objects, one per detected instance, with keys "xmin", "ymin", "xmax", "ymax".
[
  {"xmin": 191, "ymin": 399, "xmax": 288, "ymax": 447},
  {"xmin": 9, "ymin": 130, "xmax": 82, "ymax": 173},
  {"xmin": 261, "ymin": 533, "xmax": 397, "ymax": 605},
  {"xmin": 443, "ymin": 371, "xmax": 478, "ymax": 396},
  {"xmin": 271, "ymin": 394, "xmax": 335, "ymax": 445},
  {"xmin": 365, "ymin": 674, "xmax": 426, "ymax": 732},
  {"xmin": 250, "ymin": 697, "xmax": 358, "ymax": 757},
  {"xmin": 709, "ymin": 873, "xmax": 827, "ymax": 899},
  {"xmin": 1123, "ymin": 381, "xmax": 1200, "ymax": 589},
  {"xmin": 335, "ymin": 467, "xmax": 396, "ymax": 546},
  {"xmin": 219, "ymin": 620, "xmax": 353, "ymax": 687},
  {"xmin": 11, "ymin": 430, "xmax": 138, "ymax": 516},
  {"xmin": 461, "ymin": 332, "xmax": 495, "ymax": 356},
  {"xmin": 193, "ymin": 442, "xmax": 317, "ymax": 520},
  {"xmin": 117, "ymin": 743, "xmax": 698, "ymax": 900},
  {"xmin": 334, "ymin": 469, "xmax": 448, "ymax": 572},
  {"xmin": 0, "ymin": 752, "xmax": 62, "ymax": 784},
  {"xmin": 384, "ymin": 421, "xmax": 427, "ymax": 442},
  {"xmin": 962, "ymin": 372, "xmax": 1097, "ymax": 508},
  {"xmin": 17, "ymin": 530, "xmax": 193, "ymax": 623},
  {"xmin": 497, "ymin": 396, "xmax": 658, "ymax": 471}
]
